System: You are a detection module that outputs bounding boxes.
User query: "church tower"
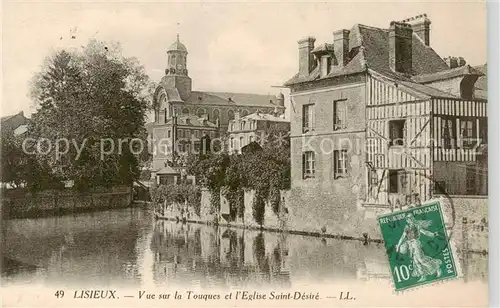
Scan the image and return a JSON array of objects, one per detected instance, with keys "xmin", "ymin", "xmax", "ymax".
[{"xmin": 163, "ymin": 34, "xmax": 192, "ymax": 101}]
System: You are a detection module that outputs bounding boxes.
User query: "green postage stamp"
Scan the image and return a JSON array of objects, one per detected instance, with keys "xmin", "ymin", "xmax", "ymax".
[{"xmin": 378, "ymin": 200, "xmax": 459, "ymax": 291}]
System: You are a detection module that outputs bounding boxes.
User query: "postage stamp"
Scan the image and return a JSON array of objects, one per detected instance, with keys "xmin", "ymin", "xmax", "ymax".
[{"xmin": 378, "ymin": 200, "xmax": 459, "ymax": 291}]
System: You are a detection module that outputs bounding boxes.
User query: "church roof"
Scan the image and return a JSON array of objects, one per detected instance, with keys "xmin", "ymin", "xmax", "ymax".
[
  {"xmin": 156, "ymin": 83, "xmax": 283, "ymax": 109},
  {"xmin": 185, "ymin": 91, "xmax": 282, "ymax": 108},
  {"xmin": 168, "ymin": 34, "xmax": 187, "ymax": 53}
]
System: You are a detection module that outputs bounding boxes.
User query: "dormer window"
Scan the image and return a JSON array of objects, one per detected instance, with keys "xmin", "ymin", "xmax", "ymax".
[{"xmin": 321, "ymin": 55, "xmax": 332, "ymax": 77}]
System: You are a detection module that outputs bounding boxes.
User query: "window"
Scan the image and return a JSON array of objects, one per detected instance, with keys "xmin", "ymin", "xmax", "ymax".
[
  {"xmin": 368, "ymin": 169, "xmax": 378, "ymax": 187},
  {"xmin": 434, "ymin": 181, "xmax": 447, "ymax": 194},
  {"xmin": 388, "ymin": 170, "xmax": 408, "ymax": 194},
  {"xmin": 479, "ymin": 119, "xmax": 488, "ymax": 144},
  {"xmin": 333, "ymin": 100, "xmax": 347, "ymax": 130},
  {"xmin": 167, "ymin": 130, "xmax": 171, "ymax": 138},
  {"xmin": 460, "ymin": 119, "xmax": 476, "ymax": 148},
  {"xmin": 302, "ymin": 104, "xmax": 314, "ymax": 133},
  {"xmin": 178, "ymin": 129, "xmax": 183, "ymax": 138},
  {"xmin": 241, "ymin": 109, "xmax": 249, "ymax": 116},
  {"xmin": 197, "ymin": 108, "xmax": 206, "ymax": 118},
  {"xmin": 389, "ymin": 120, "xmax": 406, "ymax": 146},
  {"xmin": 239, "ymin": 136, "xmax": 244, "ymax": 149},
  {"xmin": 466, "ymin": 165, "xmax": 477, "ymax": 194},
  {"xmin": 182, "ymin": 108, "xmax": 190, "ymax": 115},
  {"xmin": 321, "ymin": 56, "xmax": 331, "ymax": 77},
  {"xmin": 240, "ymin": 121, "xmax": 245, "ymax": 130},
  {"xmin": 230, "ymin": 138, "xmax": 234, "ymax": 150},
  {"xmin": 441, "ymin": 117, "xmax": 456, "ymax": 149},
  {"xmin": 194, "ymin": 130, "xmax": 199, "ymax": 138},
  {"xmin": 249, "ymin": 135, "xmax": 254, "ymax": 143},
  {"xmin": 228, "ymin": 110, "xmax": 235, "ymax": 120},
  {"xmin": 213, "ymin": 109, "xmax": 220, "ymax": 122},
  {"xmin": 302, "ymin": 151, "xmax": 315, "ymax": 179},
  {"xmin": 334, "ymin": 150, "xmax": 348, "ymax": 178}
]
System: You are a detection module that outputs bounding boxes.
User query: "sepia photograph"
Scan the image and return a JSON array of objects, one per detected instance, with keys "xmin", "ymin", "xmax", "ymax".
[{"xmin": 1, "ymin": 1, "xmax": 492, "ymax": 307}]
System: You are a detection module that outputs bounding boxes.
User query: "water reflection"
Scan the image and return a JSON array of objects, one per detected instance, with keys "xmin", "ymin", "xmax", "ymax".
[{"xmin": 2, "ymin": 208, "xmax": 488, "ymax": 288}]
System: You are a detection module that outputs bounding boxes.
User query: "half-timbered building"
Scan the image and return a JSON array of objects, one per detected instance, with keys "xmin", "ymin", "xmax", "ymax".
[{"xmin": 283, "ymin": 14, "xmax": 487, "ymax": 235}]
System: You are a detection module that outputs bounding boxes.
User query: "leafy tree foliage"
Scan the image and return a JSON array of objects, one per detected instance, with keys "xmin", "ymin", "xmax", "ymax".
[
  {"xmin": 150, "ymin": 181, "xmax": 202, "ymax": 216},
  {"xmin": 28, "ymin": 40, "xmax": 154, "ymax": 190},
  {"xmin": 186, "ymin": 125, "xmax": 290, "ymax": 225},
  {"xmin": 1, "ymin": 128, "xmax": 61, "ymax": 191}
]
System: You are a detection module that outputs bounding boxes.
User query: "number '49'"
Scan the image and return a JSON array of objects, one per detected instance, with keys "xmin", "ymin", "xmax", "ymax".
[{"xmin": 54, "ymin": 290, "xmax": 65, "ymax": 298}]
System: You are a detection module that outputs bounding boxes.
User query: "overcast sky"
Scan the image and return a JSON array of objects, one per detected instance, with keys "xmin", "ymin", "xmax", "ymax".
[{"xmin": 2, "ymin": 1, "xmax": 487, "ymax": 118}]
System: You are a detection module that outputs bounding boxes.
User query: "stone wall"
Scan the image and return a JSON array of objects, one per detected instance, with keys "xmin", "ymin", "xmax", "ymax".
[
  {"xmin": 162, "ymin": 186, "xmax": 488, "ymax": 251},
  {"xmin": 1, "ymin": 186, "xmax": 133, "ymax": 219}
]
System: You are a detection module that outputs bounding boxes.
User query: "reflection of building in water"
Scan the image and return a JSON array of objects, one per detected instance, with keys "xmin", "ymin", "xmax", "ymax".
[
  {"xmin": 150, "ymin": 221, "xmax": 291, "ymax": 288},
  {"xmin": 356, "ymin": 257, "xmax": 391, "ymax": 281},
  {"xmin": 150, "ymin": 220, "xmax": 493, "ymax": 288}
]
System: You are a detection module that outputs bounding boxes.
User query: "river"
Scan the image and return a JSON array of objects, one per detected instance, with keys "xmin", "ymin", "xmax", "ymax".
[{"xmin": 1, "ymin": 207, "xmax": 488, "ymax": 290}]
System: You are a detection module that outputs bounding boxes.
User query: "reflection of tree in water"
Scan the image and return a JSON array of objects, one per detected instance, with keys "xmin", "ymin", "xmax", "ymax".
[
  {"xmin": 253, "ymin": 233, "xmax": 271, "ymax": 282},
  {"xmin": 149, "ymin": 222, "xmax": 292, "ymax": 288}
]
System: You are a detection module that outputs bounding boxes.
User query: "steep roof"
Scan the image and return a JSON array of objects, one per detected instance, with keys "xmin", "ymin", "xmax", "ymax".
[
  {"xmin": 1, "ymin": 111, "xmax": 29, "ymax": 133},
  {"xmin": 474, "ymin": 64, "xmax": 487, "ymax": 100},
  {"xmin": 357, "ymin": 24, "xmax": 449, "ymax": 78},
  {"xmin": 284, "ymin": 23, "xmax": 453, "ymax": 93},
  {"xmin": 412, "ymin": 65, "xmax": 484, "ymax": 83}
]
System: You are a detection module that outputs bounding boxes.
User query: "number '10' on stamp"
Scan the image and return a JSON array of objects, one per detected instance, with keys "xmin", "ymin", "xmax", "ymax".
[{"xmin": 378, "ymin": 201, "xmax": 459, "ymax": 291}]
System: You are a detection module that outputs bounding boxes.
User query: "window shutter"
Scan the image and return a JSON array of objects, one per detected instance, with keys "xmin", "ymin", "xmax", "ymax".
[{"xmin": 302, "ymin": 153, "xmax": 306, "ymax": 179}]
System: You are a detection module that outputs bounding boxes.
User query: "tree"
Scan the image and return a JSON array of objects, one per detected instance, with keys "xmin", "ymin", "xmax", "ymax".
[
  {"xmin": 29, "ymin": 40, "xmax": 154, "ymax": 190},
  {"xmin": 1, "ymin": 128, "xmax": 61, "ymax": 190},
  {"xmin": 1, "ymin": 128, "xmax": 27, "ymax": 188},
  {"xmin": 185, "ymin": 125, "xmax": 291, "ymax": 224}
]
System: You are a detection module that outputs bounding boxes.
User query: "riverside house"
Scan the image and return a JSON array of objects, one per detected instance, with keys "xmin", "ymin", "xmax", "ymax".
[{"xmin": 282, "ymin": 14, "xmax": 487, "ymax": 237}]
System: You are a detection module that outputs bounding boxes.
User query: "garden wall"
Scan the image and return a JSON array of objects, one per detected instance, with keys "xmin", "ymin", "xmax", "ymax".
[{"xmin": 1, "ymin": 186, "xmax": 133, "ymax": 219}]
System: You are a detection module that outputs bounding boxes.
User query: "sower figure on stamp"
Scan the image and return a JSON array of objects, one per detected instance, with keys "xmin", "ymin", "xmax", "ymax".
[{"xmin": 396, "ymin": 213, "xmax": 443, "ymax": 283}]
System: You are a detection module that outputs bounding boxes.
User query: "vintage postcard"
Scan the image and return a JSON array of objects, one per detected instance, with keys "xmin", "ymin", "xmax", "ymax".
[{"xmin": 1, "ymin": 1, "xmax": 490, "ymax": 307}]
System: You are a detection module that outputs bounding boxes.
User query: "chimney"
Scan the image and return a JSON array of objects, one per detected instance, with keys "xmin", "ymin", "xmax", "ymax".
[
  {"xmin": 389, "ymin": 21, "xmax": 413, "ymax": 74},
  {"xmin": 298, "ymin": 37, "xmax": 316, "ymax": 76},
  {"xmin": 276, "ymin": 92, "xmax": 284, "ymax": 107},
  {"xmin": 403, "ymin": 14, "xmax": 431, "ymax": 46},
  {"xmin": 445, "ymin": 56, "xmax": 458, "ymax": 69},
  {"xmin": 457, "ymin": 57, "xmax": 466, "ymax": 67},
  {"xmin": 333, "ymin": 29, "xmax": 350, "ymax": 66}
]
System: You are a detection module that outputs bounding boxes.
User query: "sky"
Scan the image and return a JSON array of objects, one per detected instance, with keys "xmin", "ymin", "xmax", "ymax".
[{"xmin": 1, "ymin": 1, "xmax": 487, "ymax": 119}]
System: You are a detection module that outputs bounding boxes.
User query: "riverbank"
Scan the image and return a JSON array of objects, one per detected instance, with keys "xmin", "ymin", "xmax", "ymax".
[
  {"xmin": 1, "ymin": 186, "xmax": 134, "ymax": 219},
  {"xmin": 154, "ymin": 211, "xmax": 381, "ymax": 244}
]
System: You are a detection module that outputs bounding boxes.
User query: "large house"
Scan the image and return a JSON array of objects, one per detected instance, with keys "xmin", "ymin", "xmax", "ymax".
[
  {"xmin": 227, "ymin": 108, "xmax": 290, "ymax": 154},
  {"xmin": 283, "ymin": 14, "xmax": 487, "ymax": 230},
  {"xmin": 149, "ymin": 35, "xmax": 286, "ymax": 180}
]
